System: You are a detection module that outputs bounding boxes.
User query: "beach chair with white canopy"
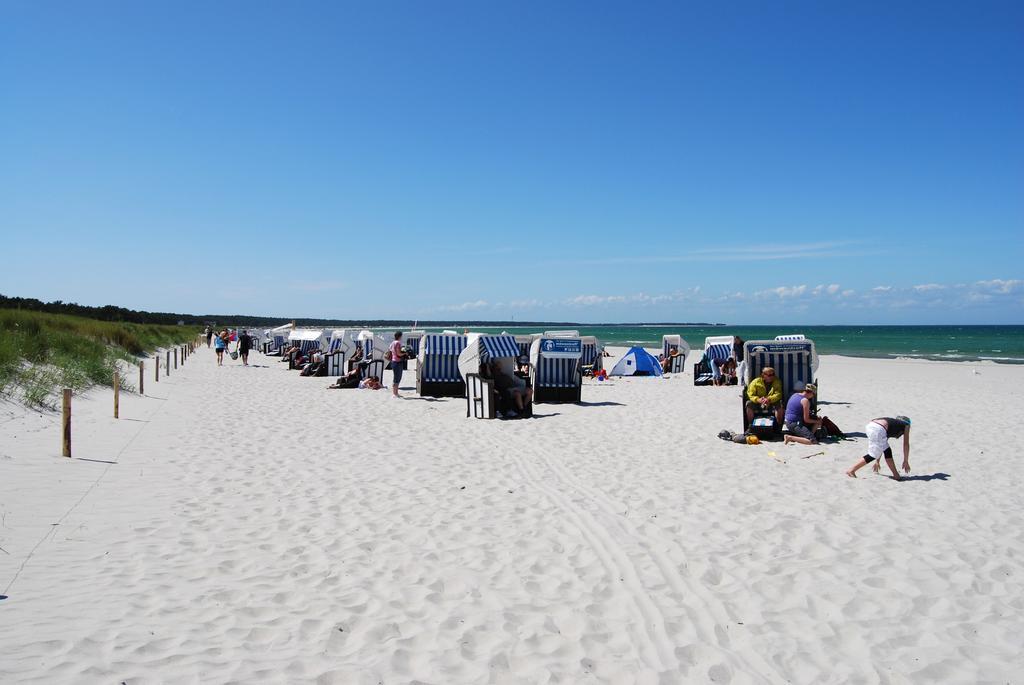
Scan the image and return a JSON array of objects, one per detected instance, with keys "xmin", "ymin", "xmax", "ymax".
[
  {"xmin": 579, "ymin": 335, "xmax": 604, "ymax": 376},
  {"xmin": 693, "ymin": 335, "xmax": 734, "ymax": 386},
  {"xmin": 324, "ymin": 329, "xmax": 360, "ymax": 376},
  {"xmin": 740, "ymin": 338, "xmax": 818, "ymax": 433},
  {"xmin": 661, "ymin": 334, "xmax": 691, "ymax": 374},
  {"xmin": 459, "ymin": 333, "xmax": 524, "ymax": 419},
  {"xmin": 353, "ymin": 330, "xmax": 386, "ymax": 381},
  {"xmin": 417, "ymin": 333, "xmax": 468, "ymax": 397},
  {"xmin": 287, "ymin": 328, "xmax": 328, "ymax": 369},
  {"xmin": 530, "ymin": 334, "xmax": 583, "ymax": 403},
  {"xmin": 266, "ymin": 323, "xmax": 293, "ymax": 355}
]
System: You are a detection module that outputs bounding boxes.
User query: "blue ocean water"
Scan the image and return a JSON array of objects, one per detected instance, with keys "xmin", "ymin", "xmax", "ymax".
[{"xmin": 428, "ymin": 325, "xmax": 1024, "ymax": 364}]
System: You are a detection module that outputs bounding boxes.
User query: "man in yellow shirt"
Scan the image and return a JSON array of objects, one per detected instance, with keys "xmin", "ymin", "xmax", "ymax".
[{"xmin": 745, "ymin": 366, "xmax": 784, "ymax": 426}]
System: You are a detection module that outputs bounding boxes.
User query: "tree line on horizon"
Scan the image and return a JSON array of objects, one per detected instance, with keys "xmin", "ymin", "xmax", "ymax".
[{"xmin": 0, "ymin": 294, "xmax": 718, "ymax": 329}]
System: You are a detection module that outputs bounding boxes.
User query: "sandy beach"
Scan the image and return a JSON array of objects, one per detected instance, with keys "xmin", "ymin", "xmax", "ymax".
[{"xmin": 1, "ymin": 346, "xmax": 1022, "ymax": 683}]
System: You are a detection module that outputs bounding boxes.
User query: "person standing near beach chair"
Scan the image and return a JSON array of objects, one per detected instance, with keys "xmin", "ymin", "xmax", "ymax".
[
  {"xmin": 205, "ymin": 326, "xmax": 213, "ymax": 348},
  {"xmin": 846, "ymin": 416, "xmax": 912, "ymax": 480},
  {"xmin": 387, "ymin": 331, "xmax": 406, "ymax": 398}
]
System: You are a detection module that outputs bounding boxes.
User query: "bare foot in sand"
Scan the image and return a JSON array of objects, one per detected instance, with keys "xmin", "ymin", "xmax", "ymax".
[{"xmin": 845, "ymin": 470, "xmax": 857, "ymax": 478}]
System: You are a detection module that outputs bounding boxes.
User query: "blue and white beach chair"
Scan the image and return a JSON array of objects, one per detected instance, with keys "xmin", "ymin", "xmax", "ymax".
[
  {"xmin": 530, "ymin": 335, "xmax": 583, "ymax": 403},
  {"xmin": 661, "ymin": 334, "xmax": 691, "ymax": 374},
  {"xmin": 740, "ymin": 338, "xmax": 818, "ymax": 432},
  {"xmin": 693, "ymin": 335, "xmax": 734, "ymax": 386},
  {"xmin": 417, "ymin": 333, "xmax": 468, "ymax": 397},
  {"xmin": 459, "ymin": 333, "xmax": 524, "ymax": 419}
]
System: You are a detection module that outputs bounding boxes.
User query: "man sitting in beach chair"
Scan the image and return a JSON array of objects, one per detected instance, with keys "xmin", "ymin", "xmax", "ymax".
[
  {"xmin": 745, "ymin": 366, "xmax": 784, "ymax": 426},
  {"xmin": 489, "ymin": 360, "xmax": 533, "ymax": 419}
]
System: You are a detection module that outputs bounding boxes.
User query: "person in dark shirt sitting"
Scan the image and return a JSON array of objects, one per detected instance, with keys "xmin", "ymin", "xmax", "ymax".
[{"xmin": 489, "ymin": 360, "xmax": 533, "ymax": 418}]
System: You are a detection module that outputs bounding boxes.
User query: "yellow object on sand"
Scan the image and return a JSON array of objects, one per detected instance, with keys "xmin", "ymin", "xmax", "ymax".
[{"xmin": 746, "ymin": 435, "xmax": 760, "ymax": 445}]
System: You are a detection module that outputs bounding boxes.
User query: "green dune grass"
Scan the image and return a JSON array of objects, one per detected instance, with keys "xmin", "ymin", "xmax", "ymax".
[{"xmin": 0, "ymin": 308, "xmax": 200, "ymax": 407}]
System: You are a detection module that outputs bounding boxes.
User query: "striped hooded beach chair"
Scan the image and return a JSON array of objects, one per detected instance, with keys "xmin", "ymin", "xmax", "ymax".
[
  {"xmin": 662, "ymin": 334, "xmax": 691, "ymax": 374},
  {"xmin": 578, "ymin": 336, "xmax": 604, "ymax": 376},
  {"xmin": 459, "ymin": 334, "xmax": 525, "ymax": 419},
  {"xmin": 740, "ymin": 339, "xmax": 818, "ymax": 432},
  {"xmin": 693, "ymin": 335, "xmax": 734, "ymax": 386},
  {"xmin": 416, "ymin": 333, "xmax": 468, "ymax": 397},
  {"xmin": 530, "ymin": 336, "xmax": 583, "ymax": 403}
]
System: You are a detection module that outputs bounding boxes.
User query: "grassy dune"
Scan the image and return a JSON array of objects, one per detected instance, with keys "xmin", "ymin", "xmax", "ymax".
[{"xmin": 0, "ymin": 309, "xmax": 200, "ymax": 407}]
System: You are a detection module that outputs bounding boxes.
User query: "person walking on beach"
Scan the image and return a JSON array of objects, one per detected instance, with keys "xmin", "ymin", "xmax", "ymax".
[
  {"xmin": 213, "ymin": 329, "xmax": 229, "ymax": 366},
  {"xmin": 846, "ymin": 416, "xmax": 912, "ymax": 480},
  {"xmin": 238, "ymin": 330, "xmax": 252, "ymax": 366},
  {"xmin": 205, "ymin": 326, "xmax": 213, "ymax": 348},
  {"xmin": 388, "ymin": 331, "xmax": 406, "ymax": 398},
  {"xmin": 783, "ymin": 383, "xmax": 822, "ymax": 445}
]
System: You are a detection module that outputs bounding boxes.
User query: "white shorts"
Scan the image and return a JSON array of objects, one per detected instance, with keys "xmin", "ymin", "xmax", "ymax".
[{"xmin": 865, "ymin": 422, "xmax": 889, "ymax": 459}]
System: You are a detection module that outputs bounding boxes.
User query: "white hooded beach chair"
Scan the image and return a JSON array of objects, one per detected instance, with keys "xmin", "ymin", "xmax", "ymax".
[
  {"xmin": 459, "ymin": 333, "xmax": 523, "ymax": 419},
  {"xmin": 353, "ymin": 330, "xmax": 386, "ymax": 381},
  {"xmin": 324, "ymin": 329, "xmax": 361, "ymax": 376},
  {"xmin": 579, "ymin": 336, "xmax": 604, "ymax": 375},
  {"xmin": 740, "ymin": 338, "xmax": 818, "ymax": 432},
  {"xmin": 661, "ymin": 334, "xmax": 692, "ymax": 374},
  {"xmin": 694, "ymin": 335, "xmax": 734, "ymax": 386},
  {"xmin": 530, "ymin": 334, "xmax": 583, "ymax": 403},
  {"xmin": 417, "ymin": 333, "xmax": 468, "ymax": 397},
  {"xmin": 266, "ymin": 322, "xmax": 293, "ymax": 354},
  {"xmin": 287, "ymin": 328, "xmax": 328, "ymax": 369}
]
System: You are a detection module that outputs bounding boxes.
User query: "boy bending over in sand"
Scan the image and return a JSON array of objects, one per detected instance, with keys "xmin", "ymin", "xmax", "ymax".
[{"xmin": 846, "ymin": 416, "xmax": 911, "ymax": 480}]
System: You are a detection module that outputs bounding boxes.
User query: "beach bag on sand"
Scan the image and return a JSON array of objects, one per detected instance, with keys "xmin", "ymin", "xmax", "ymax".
[
  {"xmin": 718, "ymin": 429, "xmax": 751, "ymax": 444},
  {"xmin": 821, "ymin": 416, "xmax": 844, "ymax": 437},
  {"xmin": 230, "ymin": 351, "xmax": 238, "ymax": 360}
]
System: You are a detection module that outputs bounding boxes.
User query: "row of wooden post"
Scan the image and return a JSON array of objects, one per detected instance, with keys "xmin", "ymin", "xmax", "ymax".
[{"xmin": 61, "ymin": 340, "xmax": 198, "ymax": 458}]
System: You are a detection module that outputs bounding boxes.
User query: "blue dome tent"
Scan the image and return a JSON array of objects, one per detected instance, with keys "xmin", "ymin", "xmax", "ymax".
[{"xmin": 609, "ymin": 347, "xmax": 664, "ymax": 377}]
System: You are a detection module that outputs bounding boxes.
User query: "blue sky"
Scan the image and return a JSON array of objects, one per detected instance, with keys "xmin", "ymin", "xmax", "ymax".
[{"xmin": 2, "ymin": 1, "xmax": 1022, "ymax": 324}]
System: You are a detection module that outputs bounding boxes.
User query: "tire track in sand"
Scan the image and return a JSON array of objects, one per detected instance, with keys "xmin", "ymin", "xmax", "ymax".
[
  {"xmin": 513, "ymin": 451, "xmax": 679, "ymax": 674},
  {"xmin": 537, "ymin": 450, "xmax": 783, "ymax": 683}
]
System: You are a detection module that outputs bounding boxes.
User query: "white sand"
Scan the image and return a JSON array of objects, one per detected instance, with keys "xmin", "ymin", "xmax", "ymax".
[{"xmin": 1, "ymin": 345, "xmax": 1023, "ymax": 683}]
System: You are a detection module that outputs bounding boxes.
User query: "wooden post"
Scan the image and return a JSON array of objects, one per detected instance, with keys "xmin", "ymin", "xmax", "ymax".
[
  {"xmin": 139, "ymin": 361, "xmax": 144, "ymax": 394},
  {"xmin": 155, "ymin": 355, "xmax": 159, "ymax": 382},
  {"xmin": 174, "ymin": 348, "xmax": 178, "ymax": 369},
  {"xmin": 166, "ymin": 350, "xmax": 170, "ymax": 376},
  {"xmin": 62, "ymin": 389, "xmax": 71, "ymax": 457},
  {"xmin": 113, "ymin": 371, "xmax": 120, "ymax": 419}
]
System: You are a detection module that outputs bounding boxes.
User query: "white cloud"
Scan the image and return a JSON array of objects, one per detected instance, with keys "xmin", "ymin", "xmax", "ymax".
[
  {"xmin": 437, "ymin": 300, "xmax": 490, "ymax": 311},
  {"xmin": 756, "ymin": 285, "xmax": 808, "ymax": 299},
  {"xmin": 872, "ymin": 285, "xmax": 892, "ymax": 292},
  {"xmin": 912, "ymin": 283, "xmax": 945, "ymax": 292},
  {"xmin": 975, "ymin": 279, "xmax": 1023, "ymax": 294}
]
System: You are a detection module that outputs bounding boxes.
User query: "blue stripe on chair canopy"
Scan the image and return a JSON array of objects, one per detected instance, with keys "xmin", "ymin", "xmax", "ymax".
[
  {"xmin": 422, "ymin": 334, "xmax": 468, "ymax": 356},
  {"xmin": 406, "ymin": 337, "xmax": 421, "ymax": 356},
  {"xmin": 299, "ymin": 339, "xmax": 320, "ymax": 353},
  {"xmin": 422, "ymin": 335, "xmax": 468, "ymax": 381},
  {"xmin": 480, "ymin": 335, "xmax": 519, "ymax": 362},
  {"xmin": 517, "ymin": 342, "xmax": 531, "ymax": 357},
  {"xmin": 273, "ymin": 335, "xmax": 286, "ymax": 348},
  {"xmin": 581, "ymin": 343, "xmax": 597, "ymax": 366},
  {"xmin": 706, "ymin": 343, "xmax": 732, "ymax": 362},
  {"xmin": 538, "ymin": 357, "xmax": 579, "ymax": 387},
  {"xmin": 364, "ymin": 338, "xmax": 374, "ymax": 356},
  {"xmin": 746, "ymin": 342, "xmax": 814, "ymax": 394},
  {"xmin": 328, "ymin": 337, "xmax": 344, "ymax": 353}
]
